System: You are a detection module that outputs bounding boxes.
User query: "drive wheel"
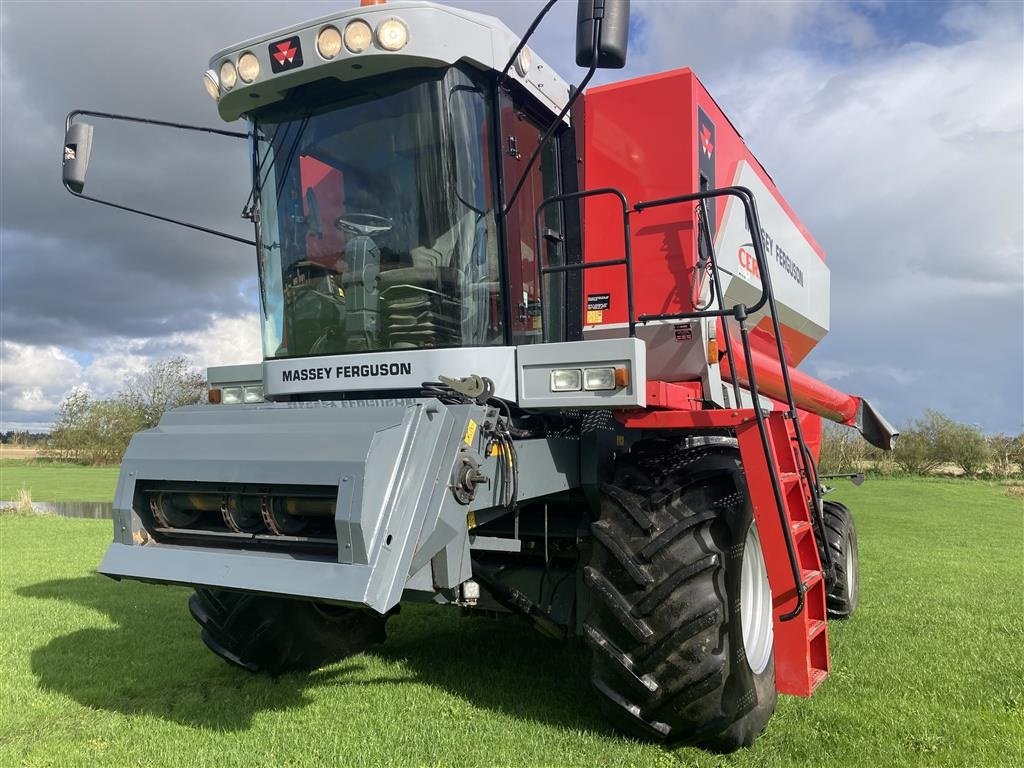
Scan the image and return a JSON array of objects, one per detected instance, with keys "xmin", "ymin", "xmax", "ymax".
[
  {"xmin": 584, "ymin": 444, "xmax": 777, "ymax": 750},
  {"xmin": 189, "ymin": 588, "xmax": 390, "ymax": 675},
  {"xmin": 820, "ymin": 500, "xmax": 859, "ymax": 619}
]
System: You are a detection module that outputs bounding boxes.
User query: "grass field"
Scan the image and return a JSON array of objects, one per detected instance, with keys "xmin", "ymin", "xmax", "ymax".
[
  {"xmin": 1, "ymin": 477, "xmax": 1021, "ymax": 767},
  {"xmin": 0, "ymin": 459, "xmax": 119, "ymax": 502}
]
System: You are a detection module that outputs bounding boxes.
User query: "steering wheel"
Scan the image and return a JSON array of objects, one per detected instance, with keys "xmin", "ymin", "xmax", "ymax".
[{"xmin": 334, "ymin": 212, "xmax": 393, "ymax": 236}]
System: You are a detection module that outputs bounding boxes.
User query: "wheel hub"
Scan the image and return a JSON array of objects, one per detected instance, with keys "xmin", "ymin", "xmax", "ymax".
[
  {"xmin": 845, "ymin": 536, "xmax": 858, "ymax": 605},
  {"xmin": 740, "ymin": 524, "xmax": 774, "ymax": 675}
]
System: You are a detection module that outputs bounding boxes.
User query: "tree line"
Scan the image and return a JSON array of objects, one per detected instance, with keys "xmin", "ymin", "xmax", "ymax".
[
  {"xmin": 44, "ymin": 357, "xmax": 206, "ymax": 465},
  {"xmin": 819, "ymin": 409, "xmax": 1024, "ymax": 478}
]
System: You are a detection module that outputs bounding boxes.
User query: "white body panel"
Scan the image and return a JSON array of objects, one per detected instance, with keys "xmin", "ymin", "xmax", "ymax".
[
  {"xmin": 715, "ymin": 161, "xmax": 830, "ymax": 346},
  {"xmin": 264, "ymin": 346, "xmax": 517, "ymax": 399},
  {"xmin": 213, "ymin": 1, "xmax": 569, "ymax": 122}
]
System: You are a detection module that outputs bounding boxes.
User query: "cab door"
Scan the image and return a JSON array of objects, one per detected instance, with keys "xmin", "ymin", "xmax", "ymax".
[{"xmin": 500, "ymin": 92, "xmax": 564, "ymax": 345}]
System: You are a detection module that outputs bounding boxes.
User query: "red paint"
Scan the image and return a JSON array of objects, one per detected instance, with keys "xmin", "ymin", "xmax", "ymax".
[
  {"xmin": 299, "ymin": 155, "xmax": 346, "ymax": 270},
  {"xmin": 719, "ymin": 340, "xmax": 859, "ymax": 425},
  {"xmin": 644, "ymin": 380, "xmax": 703, "ymax": 410},
  {"xmin": 735, "ymin": 411, "xmax": 829, "ymax": 696},
  {"xmin": 582, "ymin": 68, "xmax": 828, "ymax": 372}
]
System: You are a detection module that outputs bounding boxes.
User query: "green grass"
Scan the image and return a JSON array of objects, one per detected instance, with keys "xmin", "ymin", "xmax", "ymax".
[
  {"xmin": 0, "ymin": 459, "xmax": 119, "ymax": 502},
  {"xmin": 0, "ymin": 477, "xmax": 1021, "ymax": 767}
]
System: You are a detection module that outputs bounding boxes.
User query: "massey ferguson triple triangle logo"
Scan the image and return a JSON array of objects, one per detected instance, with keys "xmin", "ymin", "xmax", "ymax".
[
  {"xmin": 268, "ymin": 36, "xmax": 303, "ymax": 73},
  {"xmin": 700, "ymin": 125, "xmax": 714, "ymax": 158}
]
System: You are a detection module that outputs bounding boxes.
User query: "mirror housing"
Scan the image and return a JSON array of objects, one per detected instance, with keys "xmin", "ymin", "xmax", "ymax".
[
  {"xmin": 63, "ymin": 121, "xmax": 94, "ymax": 194},
  {"xmin": 576, "ymin": 0, "xmax": 630, "ymax": 69}
]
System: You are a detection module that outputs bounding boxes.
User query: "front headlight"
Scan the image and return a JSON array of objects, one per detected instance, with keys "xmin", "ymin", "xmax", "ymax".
[
  {"xmin": 550, "ymin": 369, "xmax": 583, "ymax": 392},
  {"xmin": 202, "ymin": 70, "xmax": 220, "ymax": 101},
  {"xmin": 237, "ymin": 52, "xmax": 260, "ymax": 83},
  {"xmin": 243, "ymin": 385, "xmax": 264, "ymax": 403},
  {"xmin": 317, "ymin": 26, "xmax": 343, "ymax": 59},
  {"xmin": 375, "ymin": 18, "xmax": 409, "ymax": 51},
  {"xmin": 584, "ymin": 367, "xmax": 617, "ymax": 391},
  {"xmin": 218, "ymin": 60, "xmax": 237, "ymax": 90},
  {"xmin": 221, "ymin": 386, "xmax": 243, "ymax": 405},
  {"xmin": 344, "ymin": 20, "xmax": 373, "ymax": 53}
]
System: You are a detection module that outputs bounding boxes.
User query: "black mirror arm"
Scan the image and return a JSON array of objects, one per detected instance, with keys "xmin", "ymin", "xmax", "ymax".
[
  {"xmin": 65, "ymin": 187, "xmax": 256, "ymax": 247},
  {"xmin": 63, "ymin": 109, "xmax": 255, "ymax": 247},
  {"xmin": 501, "ymin": 21, "xmax": 600, "ymax": 218},
  {"xmin": 65, "ymin": 109, "xmax": 247, "ymax": 140}
]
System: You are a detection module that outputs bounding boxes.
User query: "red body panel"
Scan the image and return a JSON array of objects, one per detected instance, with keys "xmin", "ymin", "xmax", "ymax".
[
  {"xmin": 582, "ymin": 71, "xmax": 698, "ymax": 328},
  {"xmin": 582, "ymin": 69, "xmax": 826, "ymax": 355},
  {"xmin": 581, "ymin": 69, "xmax": 856, "ymax": 431}
]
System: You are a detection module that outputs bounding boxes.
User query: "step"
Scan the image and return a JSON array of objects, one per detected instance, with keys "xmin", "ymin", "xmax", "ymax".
[
  {"xmin": 790, "ymin": 520, "xmax": 812, "ymax": 537},
  {"xmin": 801, "ymin": 569, "xmax": 824, "ymax": 588},
  {"xmin": 809, "ymin": 667, "xmax": 829, "ymax": 693},
  {"xmin": 808, "ymin": 619, "xmax": 827, "ymax": 639},
  {"xmin": 780, "ymin": 472, "xmax": 801, "ymax": 486}
]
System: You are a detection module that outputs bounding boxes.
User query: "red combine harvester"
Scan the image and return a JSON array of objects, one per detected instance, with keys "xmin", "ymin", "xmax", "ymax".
[{"xmin": 62, "ymin": 0, "xmax": 896, "ymax": 750}]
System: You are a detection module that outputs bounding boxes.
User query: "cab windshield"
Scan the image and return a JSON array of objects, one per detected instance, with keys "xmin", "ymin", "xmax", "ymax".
[{"xmin": 252, "ymin": 66, "xmax": 500, "ymax": 358}]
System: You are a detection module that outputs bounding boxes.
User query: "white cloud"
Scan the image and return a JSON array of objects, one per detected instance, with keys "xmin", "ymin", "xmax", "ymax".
[
  {"xmin": 0, "ymin": 342, "xmax": 83, "ymax": 412},
  {"xmin": 164, "ymin": 313, "xmax": 262, "ymax": 370},
  {"xmin": 706, "ymin": 5, "xmax": 1023, "ymax": 308},
  {"xmin": 0, "ymin": 313, "xmax": 261, "ymax": 431}
]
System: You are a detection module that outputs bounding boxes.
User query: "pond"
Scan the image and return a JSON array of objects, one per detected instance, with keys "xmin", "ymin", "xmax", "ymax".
[{"xmin": 0, "ymin": 500, "xmax": 113, "ymax": 519}]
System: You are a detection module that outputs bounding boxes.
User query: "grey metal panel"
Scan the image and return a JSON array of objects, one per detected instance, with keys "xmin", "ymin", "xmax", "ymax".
[
  {"xmin": 212, "ymin": 2, "xmax": 569, "ymax": 122},
  {"xmin": 516, "ymin": 337, "xmax": 646, "ymax": 409},
  {"xmin": 120, "ymin": 401, "xmax": 409, "ymax": 488},
  {"xmin": 470, "ymin": 535, "xmax": 522, "ymax": 553},
  {"xmin": 466, "ymin": 437, "xmax": 579, "ymax": 512},
  {"xmin": 264, "ymin": 347, "xmax": 517, "ymax": 400},
  {"xmin": 583, "ymin": 319, "xmax": 713, "ymax": 383},
  {"xmin": 207, "ymin": 363, "xmax": 262, "ymax": 387},
  {"xmin": 102, "ymin": 397, "xmax": 502, "ymax": 614},
  {"xmin": 100, "ymin": 543, "xmax": 372, "ymax": 604}
]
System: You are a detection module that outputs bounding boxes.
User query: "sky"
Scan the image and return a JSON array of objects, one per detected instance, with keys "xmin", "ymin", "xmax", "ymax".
[{"xmin": 1, "ymin": 0, "xmax": 1022, "ymax": 435}]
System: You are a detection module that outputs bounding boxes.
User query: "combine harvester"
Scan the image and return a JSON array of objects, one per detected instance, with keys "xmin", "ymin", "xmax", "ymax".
[{"xmin": 62, "ymin": 0, "xmax": 895, "ymax": 749}]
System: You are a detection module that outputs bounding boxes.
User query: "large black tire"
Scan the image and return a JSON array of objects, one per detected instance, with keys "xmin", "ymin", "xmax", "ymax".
[
  {"xmin": 584, "ymin": 444, "xmax": 777, "ymax": 751},
  {"xmin": 189, "ymin": 588, "xmax": 390, "ymax": 675},
  {"xmin": 820, "ymin": 500, "xmax": 859, "ymax": 619}
]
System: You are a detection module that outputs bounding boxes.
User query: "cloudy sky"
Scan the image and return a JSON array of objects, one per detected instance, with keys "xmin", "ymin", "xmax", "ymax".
[{"xmin": 1, "ymin": 0, "xmax": 1021, "ymax": 434}]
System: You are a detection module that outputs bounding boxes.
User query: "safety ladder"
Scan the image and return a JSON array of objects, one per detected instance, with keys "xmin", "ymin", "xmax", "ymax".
[
  {"xmin": 735, "ymin": 412, "xmax": 829, "ymax": 695},
  {"xmin": 534, "ymin": 184, "xmax": 833, "ymax": 697}
]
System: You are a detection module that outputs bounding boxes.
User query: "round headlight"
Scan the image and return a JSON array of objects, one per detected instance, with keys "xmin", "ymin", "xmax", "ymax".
[
  {"xmin": 219, "ymin": 60, "xmax": 237, "ymax": 91},
  {"xmin": 344, "ymin": 20, "xmax": 373, "ymax": 53},
  {"xmin": 317, "ymin": 25, "xmax": 343, "ymax": 59},
  {"xmin": 514, "ymin": 46, "xmax": 532, "ymax": 77},
  {"xmin": 237, "ymin": 52, "xmax": 260, "ymax": 83},
  {"xmin": 375, "ymin": 18, "xmax": 408, "ymax": 52},
  {"xmin": 203, "ymin": 70, "xmax": 220, "ymax": 101}
]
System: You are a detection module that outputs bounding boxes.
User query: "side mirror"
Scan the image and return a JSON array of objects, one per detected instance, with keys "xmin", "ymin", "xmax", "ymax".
[
  {"xmin": 62, "ymin": 121, "xmax": 94, "ymax": 194},
  {"xmin": 576, "ymin": 0, "xmax": 630, "ymax": 69}
]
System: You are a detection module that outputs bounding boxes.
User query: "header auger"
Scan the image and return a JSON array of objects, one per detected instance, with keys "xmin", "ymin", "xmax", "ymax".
[{"xmin": 62, "ymin": 0, "xmax": 895, "ymax": 750}]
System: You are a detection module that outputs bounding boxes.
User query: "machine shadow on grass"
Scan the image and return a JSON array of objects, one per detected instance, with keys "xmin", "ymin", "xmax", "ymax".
[{"xmin": 18, "ymin": 574, "xmax": 608, "ymax": 736}]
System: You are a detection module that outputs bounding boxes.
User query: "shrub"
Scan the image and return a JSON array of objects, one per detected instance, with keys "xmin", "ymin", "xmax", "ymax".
[
  {"xmin": 989, "ymin": 434, "xmax": 1024, "ymax": 477},
  {"xmin": 45, "ymin": 357, "xmax": 205, "ymax": 465},
  {"xmin": 893, "ymin": 411, "xmax": 947, "ymax": 475}
]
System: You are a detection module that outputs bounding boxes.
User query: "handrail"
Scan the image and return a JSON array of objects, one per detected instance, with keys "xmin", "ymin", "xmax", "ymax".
[
  {"xmin": 533, "ymin": 182, "xmax": 825, "ymax": 621},
  {"xmin": 534, "ymin": 188, "xmax": 635, "ymax": 340},
  {"xmin": 635, "ymin": 185, "xmax": 812, "ymax": 619}
]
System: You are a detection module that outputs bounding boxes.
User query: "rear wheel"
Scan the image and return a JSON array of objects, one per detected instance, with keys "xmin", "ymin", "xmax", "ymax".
[
  {"xmin": 189, "ymin": 588, "xmax": 390, "ymax": 675},
  {"xmin": 584, "ymin": 444, "xmax": 777, "ymax": 750},
  {"xmin": 820, "ymin": 500, "xmax": 859, "ymax": 619}
]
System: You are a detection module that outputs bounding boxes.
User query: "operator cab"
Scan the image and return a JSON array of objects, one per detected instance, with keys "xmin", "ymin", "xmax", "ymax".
[{"xmin": 218, "ymin": 2, "xmax": 576, "ymax": 362}]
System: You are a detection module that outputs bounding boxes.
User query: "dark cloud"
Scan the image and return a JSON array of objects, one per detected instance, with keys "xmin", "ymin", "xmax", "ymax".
[{"xmin": 0, "ymin": 1, "xmax": 576, "ymax": 351}]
